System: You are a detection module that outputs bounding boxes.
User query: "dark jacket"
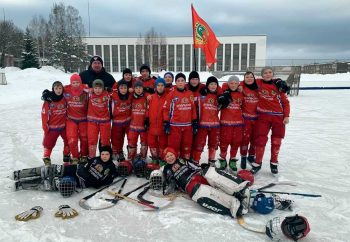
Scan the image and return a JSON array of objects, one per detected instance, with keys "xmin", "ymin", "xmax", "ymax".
[{"xmin": 80, "ymin": 67, "xmax": 116, "ymax": 88}]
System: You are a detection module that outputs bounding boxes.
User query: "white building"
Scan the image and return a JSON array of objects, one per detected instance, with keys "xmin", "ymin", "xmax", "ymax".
[{"xmin": 84, "ymin": 35, "xmax": 266, "ymax": 73}]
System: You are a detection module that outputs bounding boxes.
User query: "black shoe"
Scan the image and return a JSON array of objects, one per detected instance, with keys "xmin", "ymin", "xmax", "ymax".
[
  {"xmin": 241, "ymin": 156, "xmax": 247, "ymax": 169},
  {"xmin": 118, "ymin": 152, "xmax": 126, "ymax": 162},
  {"xmin": 13, "ymin": 170, "xmax": 20, "ymax": 181},
  {"xmin": 63, "ymin": 155, "xmax": 71, "ymax": 163},
  {"xmin": 250, "ymin": 163, "xmax": 261, "ymax": 174},
  {"xmin": 270, "ymin": 162, "xmax": 278, "ymax": 174},
  {"xmin": 247, "ymin": 155, "xmax": 255, "ymax": 165}
]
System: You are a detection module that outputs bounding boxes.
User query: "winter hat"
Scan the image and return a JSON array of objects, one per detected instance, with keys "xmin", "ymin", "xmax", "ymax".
[
  {"xmin": 164, "ymin": 72, "xmax": 174, "ymax": 81},
  {"xmin": 261, "ymin": 66, "xmax": 273, "ymax": 76},
  {"xmin": 100, "ymin": 145, "xmax": 113, "ymax": 157},
  {"xmin": 175, "ymin": 73, "xmax": 186, "ymax": 82},
  {"xmin": 70, "ymin": 73, "xmax": 82, "ymax": 85},
  {"xmin": 227, "ymin": 75, "xmax": 240, "ymax": 83},
  {"xmin": 122, "ymin": 68, "xmax": 132, "ymax": 76},
  {"xmin": 140, "ymin": 64, "xmax": 151, "ymax": 74},
  {"xmin": 206, "ymin": 76, "xmax": 218, "ymax": 87},
  {"xmin": 118, "ymin": 79, "xmax": 128, "ymax": 88},
  {"xmin": 52, "ymin": 81, "xmax": 63, "ymax": 91},
  {"xmin": 134, "ymin": 80, "xmax": 144, "ymax": 88},
  {"xmin": 90, "ymin": 55, "xmax": 103, "ymax": 66},
  {"xmin": 189, "ymin": 71, "xmax": 200, "ymax": 81},
  {"xmin": 155, "ymin": 77, "xmax": 166, "ymax": 86},
  {"xmin": 92, "ymin": 79, "xmax": 104, "ymax": 89},
  {"xmin": 162, "ymin": 147, "xmax": 177, "ymax": 161}
]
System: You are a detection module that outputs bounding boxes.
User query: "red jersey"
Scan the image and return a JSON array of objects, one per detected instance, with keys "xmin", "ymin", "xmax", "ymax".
[
  {"xmin": 163, "ymin": 89, "xmax": 197, "ymax": 126},
  {"xmin": 241, "ymin": 82, "xmax": 259, "ymax": 120},
  {"xmin": 112, "ymin": 78, "xmax": 136, "ymax": 92},
  {"xmin": 147, "ymin": 92, "xmax": 167, "ymax": 136},
  {"xmin": 130, "ymin": 94, "xmax": 147, "ymax": 131},
  {"xmin": 256, "ymin": 79, "xmax": 290, "ymax": 117},
  {"xmin": 186, "ymin": 83, "xmax": 206, "ymax": 106},
  {"xmin": 220, "ymin": 91, "xmax": 244, "ymax": 126},
  {"xmin": 63, "ymin": 85, "xmax": 89, "ymax": 122},
  {"xmin": 87, "ymin": 90, "xmax": 110, "ymax": 123},
  {"xmin": 198, "ymin": 92, "xmax": 220, "ymax": 128},
  {"xmin": 111, "ymin": 92, "xmax": 132, "ymax": 126},
  {"xmin": 137, "ymin": 76, "xmax": 155, "ymax": 94},
  {"xmin": 165, "ymin": 84, "xmax": 175, "ymax": 95},
  {"xmin": 41, "ymin": 98, "xmax": 67, "ymax": 131}
]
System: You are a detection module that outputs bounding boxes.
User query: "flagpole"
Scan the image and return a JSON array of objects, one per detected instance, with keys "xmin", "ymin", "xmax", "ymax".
[{"xmin": 191, "ymin": 4, "xmax": 197, "ymax": 71}]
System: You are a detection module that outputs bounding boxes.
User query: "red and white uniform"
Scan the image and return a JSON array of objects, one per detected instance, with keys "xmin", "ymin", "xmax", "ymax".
[
  {"xmin": 41, "ymin": 99, "xmax": 69, "ymax": 158},
  {"xmin": 254, "ymin": 79, "xmax": 290, "ymax": 165},
  {"xmin": 64, "ymin": 85, "xmax": 89, "ymax": 159},
  {"xmin": 163, "ymin": 88, "xmax": 197, "ymax": 159},
  {"xmin": 165, "ymin": 84, "xmax": 175, "ymax": 95},
  {"xmin": 147, "ymin": 92, "xmax": 167, "ymax": 159},
  {"xmin": 219, "ymin": 91, "xmax": 244, "ymax": 160},
  {"xmin": 240, "ymin": 82, "xmax": 259, "ymax": 157},
  {"xmin": 87, "ymin": 90, "xmax": 111, "ymax": 158},
  {"xmin": 127, "ymin": 93, "xmax": 148, "ymax": 160},
  {"xmin": 111, "ymin": 92, "xmax": 132, "ymax": 156},
  {"xmin": 192, "ymin": 92, "xmax": 220, "ymax": 163},
  {"xmin": 186, "ymin": 83, "xmax": 206, "ymax": 106}
]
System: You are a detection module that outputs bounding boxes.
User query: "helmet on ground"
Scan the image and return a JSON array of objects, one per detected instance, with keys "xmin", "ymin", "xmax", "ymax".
[
  {"xmin": 281, "ymin": 214, "xmax": 310, "ymax": 241},
  {"xmin": 251, "ymin": 193, "xmax": 274, "ymax": 214},
  {"xmin": 58, "ymin": 176, "xmax": 77, "ymax": 197}
]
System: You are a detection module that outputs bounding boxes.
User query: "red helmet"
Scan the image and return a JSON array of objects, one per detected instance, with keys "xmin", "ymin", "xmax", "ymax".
[
  {"xmin": 281, "ymin": 214, "xmax": 310, "ymax": 241},
  {"xmin": 237, "ymin": 170, "xmax": 254, "ymax": 186}
]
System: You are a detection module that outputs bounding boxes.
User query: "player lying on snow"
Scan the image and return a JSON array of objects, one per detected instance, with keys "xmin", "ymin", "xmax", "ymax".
[
  {"xmin": 13, "ymin": 146, "xmax": 117, "ymax": 197},
  {"xmin": 157, "ymin": 147, "xmax": 252, "ymax": 218}
]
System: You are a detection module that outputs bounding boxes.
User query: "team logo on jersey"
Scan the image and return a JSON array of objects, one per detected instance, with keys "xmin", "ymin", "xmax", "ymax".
[
  {"xmin": 208, "ymin": 98, "xmax": 215, "ymax": 104},
  {"xmin": 103, "ymin": 96, "xmax": 108, "ymax": 101},
  {"xmin": 57, "ymin": 104, "xmax": 65, "ymax": 109},
  {"xmin": 262, "ymin": 89, "xmax": 269, "ymax": 95},
  {"xmin": 49, "ymin": 103, "xmax": 55, "ymax": 108},
  {"xmin": 104, "ymin": 168, "xmax": 110, "ymax": 175},
  {"xmin": 73, "ymin": 96, "xmax": 80, "ymax": 101},
  {"xmin": 271, "ymin": 90, "xmax": 276, "ymax": 95},
  {"xmin": 95, "ymin": 164, "xmax": 103, "ymax": 173},
  {"xmin": 181, "ymin": 97, "xmax": 189, "ymax": 103},
  {"xmin": 92, "ymin": 98, "xmax": 101, "ymax": 104},
  {"xmin": 135, "ymin": 103, "xmax": 142, "ymax": 109}
]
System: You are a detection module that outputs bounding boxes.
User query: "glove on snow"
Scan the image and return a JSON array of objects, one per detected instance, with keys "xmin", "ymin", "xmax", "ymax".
[
  {"xmin": 55, "ymin": 205, "xmax": 79, "ymax": 219},
  {"xmin": 15, "ymin": 206, "xmax": 43, "ymax": 221}
]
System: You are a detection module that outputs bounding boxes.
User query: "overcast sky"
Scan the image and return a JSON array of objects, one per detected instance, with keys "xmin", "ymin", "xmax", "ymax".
[{"xmin": 1, "ymin": 0, "xmax": 350, "ymax": 60}]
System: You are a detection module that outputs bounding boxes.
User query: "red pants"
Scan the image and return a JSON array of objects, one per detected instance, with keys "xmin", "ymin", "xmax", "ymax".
[
  {"xmin": 127, "ymin": 130, "xmax": 147, "ymax": 160},
  {"xmin": 254, "ymin": 114, "xmax": 285, "ymax": 164},
  {"xmin": 240, "ymin": 119, "xmax": 257, "ymax": 157},
  {"xmin": 43, "ymin": 129, "xmax": 70, "ymax": 158},
  {"xmin": 111, "ymin": 124, "xmax": 129, "ymax": 155},
  {"xmin": 148, "ymin": 133, "xmax": 168, "ymax": 159},
  {"xmin": 87, "ymin": 121, "xmax": 111, "ymax": 158},
  {"xmin": 66, "ymin": 120, "xmax": 88, "ymax": 159},
  {"xmin": 192, "ymin": 127, "xmax": 219, "ymax": 162},
  {"xmin": 219, "ymin": 126, "xmax": 243, "ymax": 160},
  {"xmin": 167, "ymin": 125, "xmax": 192, "ymax": 160}
]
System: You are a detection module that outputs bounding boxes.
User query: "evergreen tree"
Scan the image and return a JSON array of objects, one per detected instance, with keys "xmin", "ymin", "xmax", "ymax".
[{"xmin": 21, "ymin": 27, "xmax": 40, "ymax": 69}]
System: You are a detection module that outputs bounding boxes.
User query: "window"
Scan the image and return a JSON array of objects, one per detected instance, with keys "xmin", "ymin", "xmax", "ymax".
[
  {"xmin": 160, "ymin": 45, "xmax": 167, "ymax": 70},
  {"xmin": 216, "ymin": 44, "xmax": 223, "ymax": 71},
  {"xmin": 128, "ymin": 45, "xmax": 135, "ymax": 71},
  {"xmin": 168, "ymin": 45, "xmax": 174, "ymax": 71},
  {"xmin": 233, "ymin": 44, "xmax": 239, "ymax": 71},
  {"xmin": 184, "ymin": 44, "xmax": 191, "ymax": 72},
  {"xmin": 103, "ymin": 45, "xmax": 110, "ymax": 72},
  {"xmin": 200, "ymin": 49, "xmax": 206, "ymax": 71},
  {"xmin": 95, "ymin": 45, "xmax": 102, "ymax": 57},
  {"xmin": 87, "ymin": 45, "xmax": 93, "ymax": 56},
  {"xmin": 120, "ymin": 45, "xmax": 127, "ymax": 71},
  {"xmin": 144, "ymin": 45, "xmax": 150, "ymax": 66},
  {"xmin": 249, "ymin": 43, "xmax": 256, "ymax": 68},
  {"xmin": 241, "ymin": 44, "xmax": 248, "ymax": 71},
  {"xmin": 112, "ymin": 45, "xmax": 118, "ymax": 72},
  {"xmin": 176, "ymin": 44, "xmax": 183, "ymax": 72},
  {"xmin": 224, "ymin": 44, "xmax": 232, "ymax": 71},
  {"xmin": 136, "ymin": 45, "xmax": 143, "ymax": 71},
  {"xmin": 152, "ymin": 45, "xmax": 159, "ymax": 71}
]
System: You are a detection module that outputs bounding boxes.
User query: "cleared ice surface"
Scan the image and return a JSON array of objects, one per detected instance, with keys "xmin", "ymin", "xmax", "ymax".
[{"xmin": 0, "ymin": 68, "xmax": 349, "ymax": 241}]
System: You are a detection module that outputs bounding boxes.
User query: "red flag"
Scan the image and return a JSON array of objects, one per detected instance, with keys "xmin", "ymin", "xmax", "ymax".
[{"xmin": 191, "ymin": 4, "xmax": 220, "ymax": 69}]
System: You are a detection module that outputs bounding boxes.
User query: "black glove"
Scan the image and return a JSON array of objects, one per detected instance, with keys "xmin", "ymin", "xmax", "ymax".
[
  {"xmin": 274, "ymin": 79, "xmax": 290, "ymax": 93},
  {"xmin": 164, "ymin": 121, "xmax": 171, "ymax": 135},
  {"xmin": 217, "ymin": 90, "xmax": 231, "ymax": 109},
  {"xmin": 192, "ymin": 119, "xmax": 199, "ymax": 135},
  {"xmin": 41, "ymin": 89, "xmax": 52, "ymax": 103},
  {"xmin": 144, "ymin": 118, "xmax": 150, "ymax": 131},
  {"xmin": 145, "ymin": 87, "xmax": 155, "ymax": 94},
  {"xmin": 199, "ymin": 87, "xmax": 208, "ymax": 96}
]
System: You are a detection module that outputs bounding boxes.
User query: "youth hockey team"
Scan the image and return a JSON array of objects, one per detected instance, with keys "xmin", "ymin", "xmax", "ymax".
[{"xmin": 13, "ymin": 56, "xmax": 310, "ymax": 241}]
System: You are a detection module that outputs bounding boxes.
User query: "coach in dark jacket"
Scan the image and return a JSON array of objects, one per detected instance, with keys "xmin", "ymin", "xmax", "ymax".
[{"xmin": 80, "ymin": 55, "xmax": 116, "ymax": 89}]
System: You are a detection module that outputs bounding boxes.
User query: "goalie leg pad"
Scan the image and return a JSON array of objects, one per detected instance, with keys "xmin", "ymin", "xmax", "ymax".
[
  {"xmin": 191, "ymin": 184, "xmax": 240, "ymax": 217},
  {"xmin": 13, "ymin": 167, "xmax": 42, "ymax": 180},
  {"xmin": 202, "ymin": 166, "xmax": 249, "ymax": 195}
]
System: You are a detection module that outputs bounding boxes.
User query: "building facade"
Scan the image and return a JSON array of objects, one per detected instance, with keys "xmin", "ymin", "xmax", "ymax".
[{"xmin": 84, "ymin": 35, "xmax": 266, "ymax": 73}]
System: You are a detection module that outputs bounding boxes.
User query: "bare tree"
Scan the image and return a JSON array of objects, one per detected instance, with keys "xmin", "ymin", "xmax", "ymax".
[
  {"xmin": 28, "ymin": 15, "xmax": 49, "ymax": 66},
  {"xmin": 0, "ymin": 20, "xmax": 23, "ymax": 67}
]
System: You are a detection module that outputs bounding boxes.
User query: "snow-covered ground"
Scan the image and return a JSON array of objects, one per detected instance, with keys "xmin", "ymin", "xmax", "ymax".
[{"xmin": 0, "ymin": 68, "xmax": 350, "ymax": 242}]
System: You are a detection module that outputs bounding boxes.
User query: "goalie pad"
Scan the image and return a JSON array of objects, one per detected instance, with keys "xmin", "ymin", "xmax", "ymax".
[
  {"xmin": 202, "ymin": 166, "xmax": 249, "ymax": 195},
  {"xmin": 191, "ymin": 184, "xmax": 241, "ymax": 218}
]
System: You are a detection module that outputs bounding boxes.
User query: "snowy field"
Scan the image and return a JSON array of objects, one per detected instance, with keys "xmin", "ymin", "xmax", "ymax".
[{"xmin": 0, "ymin": 67, "xmax": 350, "ymax": 242}]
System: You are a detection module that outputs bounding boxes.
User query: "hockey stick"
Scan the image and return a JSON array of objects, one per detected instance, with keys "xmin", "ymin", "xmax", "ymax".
[
  {"xmin": 79, "ymin": 177, "xmax": 126, "ymax": 210},
  {"xmin": 107, "ymin": 190, "xmax": 160, "ymax": 210},
  {"xmin": 251, "ymin": 190, "xmax": 321, "ymax": 198},
  {"xmin": 137, "ymin": 186, "xmax": 154, "ymax": 204},
  {"xmin": 103, "ymin": 181, "xmax": 150, "ymax": 204},
  {"xmin": 256, "ymin": 181, "xmax": 297, "ymax": 191},
  {"xmin": 237, "ymin": 216, "xmax": 266, "ymax": 234}
]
